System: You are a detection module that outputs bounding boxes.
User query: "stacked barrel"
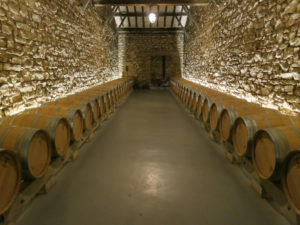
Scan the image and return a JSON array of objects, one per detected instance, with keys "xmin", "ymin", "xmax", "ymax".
[
  {"xmin": 0, "ymin": 78, "xmax": 133, "ymax": 215},
  {"xmin": 171, "ymin": 78, "xmax": 300, "ymax": 215}
]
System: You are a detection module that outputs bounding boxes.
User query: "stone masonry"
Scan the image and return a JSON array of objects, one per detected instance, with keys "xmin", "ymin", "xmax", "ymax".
[
  {"xmin": 118, "ymin": 32, "xmax": 184, "ymax": 88},
  {"xmin": 0, "ymin": 0, "xmax": 119, "ymax": 118},
  {"xmin": 184, "ymin": 0, "xmax": 300, "ymax": 115}
]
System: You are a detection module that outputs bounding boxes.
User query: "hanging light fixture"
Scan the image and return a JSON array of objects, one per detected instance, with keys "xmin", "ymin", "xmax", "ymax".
[{"xmin": 149, "ymin": 12, "xmax": 157, "ymax": 24}]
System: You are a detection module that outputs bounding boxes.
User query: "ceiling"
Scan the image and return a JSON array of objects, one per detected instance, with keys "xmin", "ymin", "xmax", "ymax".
[
  {"xmin": 89, "ymin": 0, "xmax": 217, "ymax": 31},
  {"xmin": 113, "ymin": 6, "xmax": 189, "ymax": 29}
]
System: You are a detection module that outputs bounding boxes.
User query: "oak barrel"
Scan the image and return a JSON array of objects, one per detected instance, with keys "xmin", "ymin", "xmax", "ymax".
[
  {"xmin": 188, "ymin": 90, "xmax": 198, "ymax": 112},
  {"xmin": 0, "ymin": 149, "xmax": 21, "ymax": 214},
  {"xmin": 186, "ymin": 89, "xmax": 194, "ymax": 108},
  {"xmin": 67, "ymin": 95, "xmax": 100, "ymax": 122},
  {"xmin": 252, "ymin": 126, "xmax": 300, "ymax": 180},
  {"xmin": 194, "ymin": 94, "xmax": 206, "ymax": 120},
  {"xmin": 77, "ymin": 91, "xmax": 106, "ymax": 118},
  {"xmin": 233, "ymin": 114, "xmax": 299, "ymax": 157},
  {"xmin": 28, "ymin": 106, "xmax": 83, "ymax": 142},
  {"xmin": 191, "ymin": 93, "xmax": 200, "ymax": 114},
  {"xmin": 209, "ymin": 98, "xmax": 257, "ymax": 132},
  {"xmin": 0, "ymin": 126, "xmax": 51, "ymax": 179},
  {"xmin": 202, "ymin": 95, "xmax": 238, "ymax": 124},
  {"xmin": 49, "ymin": 100, "xmax": 93, "ymax": 131},
  {"xmin": 0, "ymin": 114, "xmax": 71, "ymax": 157},
  {"xmin": 80, "ymin": 90, "xmax": 110, "ymax": 114},
  {"xmin": 219, "ymin": 104, "xmax": 271, "ymax": 142},
  {"xmin": 282, "ymin": 150, "xmax": 300, "ymax": 215}
]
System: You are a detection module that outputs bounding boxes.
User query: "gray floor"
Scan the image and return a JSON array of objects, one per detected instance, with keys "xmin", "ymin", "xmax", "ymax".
[{"xmin": 16, "ymin": 90, "xmax": 289, "ymax": 225}]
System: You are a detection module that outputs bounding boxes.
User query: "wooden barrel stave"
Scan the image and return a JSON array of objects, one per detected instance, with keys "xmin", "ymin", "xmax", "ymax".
[
  {"xmin": 252, "ymin": 126, "xmax": 300, "ymax": 180},
  {"xmin": 282, "ymin": 150, "xmax": 300, "ymax": 215},
  {"xmin": 0, "ymin": 126, "xmax": 51, "ymax": 179},
  {"xmin": 0, "ymin": 149, "xmax": 21, "ymax": 214}
]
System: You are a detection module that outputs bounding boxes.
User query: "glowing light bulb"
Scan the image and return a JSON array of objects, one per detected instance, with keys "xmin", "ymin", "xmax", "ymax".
[{"xmin": 149, "ymin": 13, "xmax": 157, "ymax": 24}]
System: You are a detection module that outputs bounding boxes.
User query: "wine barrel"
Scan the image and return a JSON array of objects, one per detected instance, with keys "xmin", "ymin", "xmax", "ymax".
[
  {"xmin": 202, "ymin": 95, "xmax": 235, "ymax": 124},
  {"xmin": 81, "ymin": 89, "xmax": 110, "ymax": 114},
  {"xmin": 112, "ymin": 88, "xmax": 118, "ymax": 104},
  {"xmin": 219, "ymin": 105, "xmax": 272, "ymax": 142},
  {"xmin": 77, "ymin": 91, "xmax": 106, "ymax": 119},
  {"xmin": 209, "ymin": 98, "xmax": 255, "ymax": 132},
  {"xmin": 67, "ymin": 95, "xmax": 100, "ymax": 122},
  {"xmin": 194, "ymin": 94, "xmax": 205, "ymax": 120},
  {"xmin": 191, "ymin": 93, "xmax": 201, "ymax": 114},
  {"xmin": 0, "ymin": 114, "xmax": 71, "ymax": 157},
  {"xmin": 0, "ymin": 126, "xmax": 51, "ymax": 179},
  {"xmin": 282, "ymin": 150, "xmax": 300, "ymax": 215},
  {"xmin": 49, "ymin": 100, "xmax": 93, "ymax": 131},
  {"xmin": 28, "ymin": 106, "xmax": 83, "ymax": 142},
  {"xmin": 107, "ymin": 91, "xmax": 115, "ymax": 112},
  {"xmin": 233, "ymin": 114, "xmax": 300, "ymax": 157},
  {"xmin": 179, "ymin": 85, "xmax": 184, "ymax": 101},
  {"xmin": 194, "ymin": 88, "xmax": 227, "ymax": 121},
  {"xmin": 186, "ymin": 89, "xmax": 194, "ymax": 108},
  {"xmin": 0, "ymin": 149, "xmax": 21, "ymax": 214},
  {"xmin": 183, "ymin": 87, "xmax": 189, "ymax": 104},
  {"xmin": 252, "ymin": 126, "xmax": 300, "ymax": 180},
  {"xmin": 188, "ymin": 90, "xmax": 198, "ymax": 111},
  {"xmin": 178, "ymin": 84, "xmax": 183, "ymax": 99}
]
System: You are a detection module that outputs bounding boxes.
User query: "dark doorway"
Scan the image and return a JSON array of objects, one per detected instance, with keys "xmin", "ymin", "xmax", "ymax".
[{"xmin": 150, "ymin": 55, "xmax": 168, "ymax": 87}]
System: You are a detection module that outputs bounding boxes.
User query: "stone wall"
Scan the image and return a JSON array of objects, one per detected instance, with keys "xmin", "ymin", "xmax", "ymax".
[
  {"xmin": 118, "ymin": 32, "xmax": 184, "ymax": 88},
  {"xmin": 0, "ymin": 0, "xmax": 119, "ymax": 118},
  {"xmin": 184, "ymin": 0, "xmax": 300, "ymax": 115}
]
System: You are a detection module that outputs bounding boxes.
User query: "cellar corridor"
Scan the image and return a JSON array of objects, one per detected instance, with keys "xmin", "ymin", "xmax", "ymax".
[{"xmin": 16, "ymin": 90, "xmax": 289, "ymax": 225}]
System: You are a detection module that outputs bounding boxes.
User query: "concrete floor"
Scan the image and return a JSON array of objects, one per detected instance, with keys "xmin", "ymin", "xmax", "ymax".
[{"xmin": 16, "ymin": 90, "xmax": 289, "ymax": 225}]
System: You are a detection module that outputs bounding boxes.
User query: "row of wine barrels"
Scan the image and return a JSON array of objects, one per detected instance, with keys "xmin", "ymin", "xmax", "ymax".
[
  {"xmin": 28, "ymin": 106, "xmax": 84, "ymax": 143},
  {"xmin": 0, "ymin": 78, "xmax": 133, "ymax": 215},
  {"xmin": 170, "ymin": 78, "xmax": 300, "ymax": 215},
  {"xmin": 67, "ymin": 95, "xmax": 100, "ymax": 122},
  {"xmin": 47, "ymin": 100, "xmax": 93, "ymax": 131},
  {"xmin": 79, "ymin": 90, "xmax": 111, "ymax": 116},
  {"xmin": 232, "ymin": 114, "xmax": 300, "ymax": 157},
  {"xmin": 218, "ymin": 105, "xmax": 277, "ymax": 142},
  {"xmin": 0, "ymin": 114, "xmax": 71, "ymax": 157},
  {"xmin": 0, "ymin": 149, "xmax": 21, "ymax": 215}
]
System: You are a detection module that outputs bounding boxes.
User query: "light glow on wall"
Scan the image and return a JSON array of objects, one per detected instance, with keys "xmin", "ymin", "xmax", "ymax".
[{"xmin": 184, "ymin": 76, "xmax": 299, "ymax": 116}]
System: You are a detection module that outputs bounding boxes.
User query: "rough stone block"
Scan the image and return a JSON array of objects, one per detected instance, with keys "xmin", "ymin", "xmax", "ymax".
[
  {"xmin": 3, "ymin": 63, "xmax": 21, "ymax": 72},
  {"xmin": 2, "ymin": 24, "xmax": 13, "ymax": 35}
]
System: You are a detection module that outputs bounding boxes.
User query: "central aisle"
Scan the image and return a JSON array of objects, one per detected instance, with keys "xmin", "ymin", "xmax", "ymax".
[{"xmin": 17, "ymin": 90, "xmax": 289, "ymax": 225}]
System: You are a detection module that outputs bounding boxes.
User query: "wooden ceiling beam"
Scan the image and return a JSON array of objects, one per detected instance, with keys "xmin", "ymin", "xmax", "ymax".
[
  {"xmin": 118, "ymin": 7, "xmax": 127, "ymax": 28},
  {"xmin": 114, "ymin": 12, "xmax": 187, "ymax": 17},
  {"xmin": 157, "ymin": 6, "xmax": 160, "ymax": 27},
  {"xmin": 171, "ymin": 6, "xmax": 176, "ymax": 27},
  {"xmin": 93, "ymin": 0, "xmax": 210, "ymax": 6},
  {"xmin": 126, "ymin": 6, "xmax": 131, "ymax": 27},
  {"xmin": 134, "ymin": 6, "xmax": 138, "ymax": 27},
  {"xmin": 164, "ymin": 6, "xmax": 167, "ymax": 27},
  {"xmin": 118, "ymin": 28, "xmax": 185, "ymax": 33},
  {"xmin": 142, "ymin": 6, "xmax": 145, "ymax": 28}
]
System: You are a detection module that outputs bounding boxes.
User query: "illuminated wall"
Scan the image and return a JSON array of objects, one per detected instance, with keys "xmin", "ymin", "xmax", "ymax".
[
  {"xmin": 0, "ymin": 0, "xmax": 119, "ymax": 118},
  {"xmin": 184, "ymin": 1, "xmax": 300, "ymax": 115}
]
